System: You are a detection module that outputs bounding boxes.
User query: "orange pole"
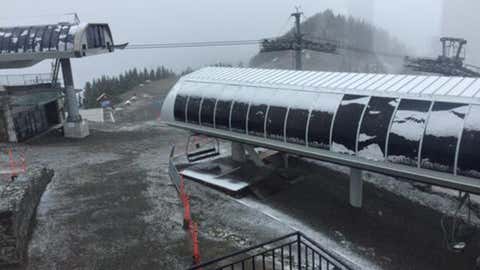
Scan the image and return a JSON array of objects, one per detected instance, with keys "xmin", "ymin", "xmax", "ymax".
[
  {"xmin": 191, "ymin": 222, "xmax": 201, "ymax": 265},
  {"xmin": 183, "ymin": 194, "xmax": 191, "ymax": 230}
]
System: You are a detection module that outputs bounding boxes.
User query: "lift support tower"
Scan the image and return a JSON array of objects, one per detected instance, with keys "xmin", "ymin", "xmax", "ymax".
[{"xmin": 260, "ymin": 8, "xmax": 337, "ymax": 70}]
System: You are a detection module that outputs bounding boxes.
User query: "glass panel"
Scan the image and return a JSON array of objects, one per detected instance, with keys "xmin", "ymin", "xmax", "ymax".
[
  {"xmin": 17, "ymin": 28, "xmax": 29, "ymax": 53},
  {"xmin": 358, "ymin": 97, "xmax": 399, "ymax": 160},
  {"xmin": 457, "ymin": 105, "xmax": 480, "ymax": 178},
  {"xmin": 33, "ymin": 27, "xmax": 45, "ymax": 52},
  {"xmin": 41, "ymin": 26, "xmax": 54, "ymax": 51},
  {"xmin": 287, "ymin": 109, "xmax": 309, "ymax": 145},
  {"xmin": 248, "ymin": 88, "xmax": 275, "ymax": 137},
  {"xmin": 307, "ymin": 93, "xmax": 343, "ymax": 149},
  {"xmin": 200, "ymin": 97, "xmax": 216, "ymax": 127},
  {"xmin": 49, "ymin": 25, "xmax": 61, "ymax": 51},
  {"xmin": 387, "ymin": 99, "xmax": 431, "ymax": 166},
  {"xmin": 421, "ymin": 102, "xmax": 469, "ymax": 173},
  {"xmin": 214, "ymin": 86, "xmax": 236, "ymax": 130},
  {"xmin": 283, "ymin": 92, "xmax": 318, "ymax": 145},
  {"xmin": 266, "ymin": 106, "xmax": 287, "ymax": 141},
  {"xmin": 173, "ymin": 94, "xmax": 187, "ymax": 122},
  {"xmin": 186, "ymin": 96, "xmax": 201, "ymax": 125},
  {"xmin": 231, "ymin": 86, "xmax": 255, "ymax": 133},
  {"xmin": 331, "ymin": 95, "xmax": 370, "ymax": 155},
  {"xmin": 58, "ymin": 25, "xmax": 70, "ymax": 52},
  {"xmin": 200, "ymin": 85, "xmax": 223, "ymax": 128}
]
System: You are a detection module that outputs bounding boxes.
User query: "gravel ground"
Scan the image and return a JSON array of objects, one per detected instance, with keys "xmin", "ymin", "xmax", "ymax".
[{"xmin": 5, "ymin": 82, "xmax": 480, "ymax": 269}]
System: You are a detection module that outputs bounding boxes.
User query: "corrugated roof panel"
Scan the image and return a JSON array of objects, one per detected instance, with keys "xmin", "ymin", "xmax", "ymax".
[
  {"xmin": 290, "ymin": 71, "xmax": 319, "ymax": 85},
  {"xmin": 322, "ymin": 73, "xmax": 352, "ymax": 88},
  {"xmin": 375, "ymin": 75, "xmax": 407, "ymax": 91},
  {"xmin": 433, "ymin": 77, "xmax": 464, "ymax": 95},
  {"xmin": 461, "ymin": 79, "xmax": 480, "ymax": 97},
  {"xmin": 306, "ymin": 72, "xmax": 336, "ymax": 87},
  {"xmin": 409, "ymin": 76, "xmax": 441, "ymax": 94},
  {"xmin": 329, "ymin": 73, "xmax": 358, "ymax": 88},
  {"xmin": 421, "ymin": 77, "xmax": 450, "ymax": 94},
  {"xmin": 228, "ymin": 68, "xmax": 257, "ymax": 81},
  {"xmin": 241, "ymin": 68, "xmax": 266, "ymax": 82},
  {"xmin": 448, "ymin": 78, "xmax": 477, "ymax": 96},
  {"xmin": 356, "ymin": 74, "xmax": 386, "ymax": 90},
  {"xmin": 283, "ymin": 72, "xmax": 311, "ymax": 84},
  {"xmin": 315, "ymin": 73, "xmax": 345, "ymax": 88},
  {"xmin": 276, "ymin": 71, "xmax": 303, "ymax": 84},
  {"xmin": 346, "ymin": 74, "xmax": 376, "ymax": 89},
  {"xmin": 337, "ymin": 73, "xmax": 366, "ymax": 89},
  {"xmin": 248, "ymin": 69, "xmax": 279, "ymax": 82},
  {"xmin": 258, "ymin": 69, "xmax": 291, "ymax": 83},
  {"xmin": 366, "ymin": 74, "xmax": 395, "ymax": 90},
  {"xmin": 386, "ymin": 75, "xmax": 417, "ymax": 92},
  {"xmin": 397, "ymin": 76, "xmax": 429, "ymax": 93}
]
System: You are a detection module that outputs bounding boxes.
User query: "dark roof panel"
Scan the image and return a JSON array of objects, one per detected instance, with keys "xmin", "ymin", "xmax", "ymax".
[{"xmin": 0, "ymin": 22, "xmax": 116, "ymax": 69}]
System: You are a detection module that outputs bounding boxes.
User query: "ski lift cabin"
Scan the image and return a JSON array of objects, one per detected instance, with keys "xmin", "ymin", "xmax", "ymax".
[{"xmin": 162, "ymin": 67, "xmax": 480, "ymax": 205}]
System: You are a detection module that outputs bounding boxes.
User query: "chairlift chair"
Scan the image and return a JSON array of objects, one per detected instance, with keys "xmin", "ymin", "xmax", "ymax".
[{"xmin": 185, "ymin": 134, "xmax": 220, "ymax": 162}]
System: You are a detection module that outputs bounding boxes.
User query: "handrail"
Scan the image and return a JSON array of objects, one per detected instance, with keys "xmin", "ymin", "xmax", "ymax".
[
  {"xmin": 298, "ymin": 232, "xmax": 353, "ymax": 268},
  {"xmin": 188, "ymin": 232, "xmax": 300, "ymax": 269}
]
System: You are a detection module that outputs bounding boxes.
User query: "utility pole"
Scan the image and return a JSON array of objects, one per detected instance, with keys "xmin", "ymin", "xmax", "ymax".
[
  {"xmin": 292, "ymin": 9, "xmax": 303, "ymax": 70},
  {"xmin": 260, "ymin": 8, "xmax": 337, "ymax": 71}
]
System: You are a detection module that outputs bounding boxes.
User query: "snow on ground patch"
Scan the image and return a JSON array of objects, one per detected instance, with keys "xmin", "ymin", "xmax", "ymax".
[{"xmin": 237, "ymin": 197, "xmax": 382, "ymax": 270}]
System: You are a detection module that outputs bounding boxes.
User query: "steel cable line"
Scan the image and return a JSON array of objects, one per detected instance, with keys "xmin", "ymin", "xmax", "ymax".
[
  {"xmin": 126, "ymin": 37, "xmax": 409, "ymax": 60},
  {"xmin": 126, "ymin": 40, "xmax": 264, "ymax": 50}
]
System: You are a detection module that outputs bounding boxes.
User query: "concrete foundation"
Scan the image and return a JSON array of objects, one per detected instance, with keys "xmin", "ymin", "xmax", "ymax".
[
  {"xmin": 64, "ymin": 120, "xmax": 89, "ymax": 139},
  {"xmin": 0, "ymin": 167, "xmax": 54, "ymax": 266}
]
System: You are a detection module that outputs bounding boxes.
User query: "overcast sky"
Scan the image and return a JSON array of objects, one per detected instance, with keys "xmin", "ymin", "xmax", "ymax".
[{"xmin": 0, "ymin": 0, "xmax": 477, "ymax": 87}]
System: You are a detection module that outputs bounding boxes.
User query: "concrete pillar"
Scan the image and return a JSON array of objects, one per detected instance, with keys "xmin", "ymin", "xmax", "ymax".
[
  {"xmin": 349, "ymin": 168, "xmax": 363, "ymax": 208},
  {"xmin": 283, "ymin": 153, "xmax": 289, "ymax": 169},
  {"xmin": 60, "ymin": 58, "xmax": 89, "ymax": 138},
  {"xmin": 231, "ymin": 142, "xmax": 246, "ymax": 162},
  {"xmin": 243, "ymin": 145, "xmax": 264, "ymax": 167}
]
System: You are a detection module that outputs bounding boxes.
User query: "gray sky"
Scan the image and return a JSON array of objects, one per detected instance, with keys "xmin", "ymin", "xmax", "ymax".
[{"xmin": 1, "ymin": 0, "xmax": 477, "ymax": 87}]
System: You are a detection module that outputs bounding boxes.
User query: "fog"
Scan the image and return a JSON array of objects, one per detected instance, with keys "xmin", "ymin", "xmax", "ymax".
[{"xmin": 0, "ymin": 0, "xmax": 478, "ymax": 87}]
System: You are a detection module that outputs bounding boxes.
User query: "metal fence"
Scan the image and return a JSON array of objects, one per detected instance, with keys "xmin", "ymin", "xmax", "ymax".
[
  {"xmin": 187, "ymin": 231, "xmax": 353, "ymax": 270},
  {"xmin": 0, "ymin": 73, "xmax": 54, "ymax": 86}
]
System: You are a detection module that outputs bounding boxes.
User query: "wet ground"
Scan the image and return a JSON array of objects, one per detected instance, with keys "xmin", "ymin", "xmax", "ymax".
[{"xmin": 6, "ymin": 80, "xmax": 480, "ymax": 269}]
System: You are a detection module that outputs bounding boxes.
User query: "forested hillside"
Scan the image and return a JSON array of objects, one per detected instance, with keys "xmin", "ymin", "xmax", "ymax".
[
  {"xmin": 83, "ymin": 66, "xmax": 175, "ymax": 108},
  {"xmin": 250, "ymin": 9, "xmax": 409, "ymax": 73}
]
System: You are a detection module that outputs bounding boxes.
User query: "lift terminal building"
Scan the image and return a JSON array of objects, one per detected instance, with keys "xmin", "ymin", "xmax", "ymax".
[{"xmin": 0, "ymin": 21, "xmax": 118, "ymax": 141}]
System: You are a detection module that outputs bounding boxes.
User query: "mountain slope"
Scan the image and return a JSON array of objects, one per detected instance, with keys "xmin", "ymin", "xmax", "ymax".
[{"xmin": 250, "ymin": 10, "xmax": 408, "ymax": 73}]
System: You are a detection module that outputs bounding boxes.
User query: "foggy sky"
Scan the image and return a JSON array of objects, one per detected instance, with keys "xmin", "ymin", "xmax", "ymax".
[{"xmin": 0, "ymin": 0, "xmax": 477, "ymax": 87}]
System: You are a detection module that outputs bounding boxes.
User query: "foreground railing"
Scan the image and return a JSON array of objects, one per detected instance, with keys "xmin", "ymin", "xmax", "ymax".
[{"xmin": 187, "ymin": 231, "xmax": 353, "ymax": 270}]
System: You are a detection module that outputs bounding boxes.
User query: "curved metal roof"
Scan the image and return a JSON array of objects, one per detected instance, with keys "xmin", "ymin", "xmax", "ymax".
[
  {"xmin": 184, "ymin": 67, "xmax": 480, "ymax": 104},
  {"xmin": 161, "ymin": 67, "xmax": 480, "ymax": 194},
  {"xmin": 0, "ymin": 22, "xmax": 115, "ymax": 69}
]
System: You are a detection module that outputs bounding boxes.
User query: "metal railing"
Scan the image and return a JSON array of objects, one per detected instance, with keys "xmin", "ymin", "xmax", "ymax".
[
  {"xmin": 187, "ymin": 231, "xmax": 353, "ymax": 270},
  {"xmin": 0, "ymin": 73, "xmax": 55, "ymax": 86},
  {"xmin": 169, "ymin": 144, "xmax": 182, "ymax": 193}
]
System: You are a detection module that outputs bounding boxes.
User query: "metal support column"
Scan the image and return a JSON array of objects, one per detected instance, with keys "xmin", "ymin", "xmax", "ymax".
[
  {"xmin": 349, "ymin": 168, "xmax": 363, "ymax": 208},
  {"xmin": 60, "ymin": 58, "xmax": 89, "ymax": 138},
  {"xmin": 60, "ymin": 58, "xmax": 81, "ymax": 122},
  {"xmin": 292, "ymin": 10, "xmax": 303, "ymax": 71}
]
